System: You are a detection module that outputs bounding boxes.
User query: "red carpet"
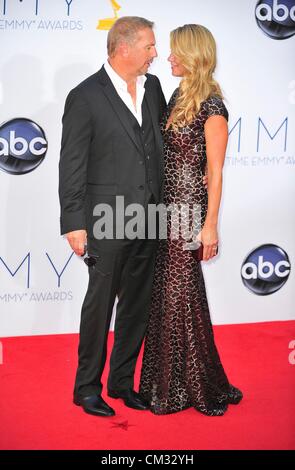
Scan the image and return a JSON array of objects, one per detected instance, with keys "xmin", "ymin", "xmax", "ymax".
[{"xmin": 0, "ymin": 321, "xmax": 294, "ymax": 450}]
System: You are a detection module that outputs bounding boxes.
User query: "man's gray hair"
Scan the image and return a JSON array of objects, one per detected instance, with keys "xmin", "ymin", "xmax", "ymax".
[{"xmin": 107, "ymin": 16, "xmax": 154, "ymax": 57}]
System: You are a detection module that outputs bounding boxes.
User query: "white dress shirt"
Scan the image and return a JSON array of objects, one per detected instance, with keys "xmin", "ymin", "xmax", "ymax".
[{"xmin": 104, "ymin": 60, "xmax": 147, "ymax": 126}]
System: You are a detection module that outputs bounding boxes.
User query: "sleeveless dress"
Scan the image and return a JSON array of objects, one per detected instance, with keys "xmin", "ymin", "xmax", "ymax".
[{"xmin": 139, "ymin": 90, "xmax": 243, "ymax": 416}]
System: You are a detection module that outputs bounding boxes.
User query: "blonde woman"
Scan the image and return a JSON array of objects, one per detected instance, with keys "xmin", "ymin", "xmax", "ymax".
[{"xmin": 140, "ymin": 24, "xmax": 243, "ymax": 416}]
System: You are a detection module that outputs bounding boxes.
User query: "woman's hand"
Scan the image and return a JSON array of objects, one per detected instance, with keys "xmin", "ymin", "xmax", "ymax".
[{"xmin": 200, "ymin": 224, "xmax": 218, "ymax": 261}]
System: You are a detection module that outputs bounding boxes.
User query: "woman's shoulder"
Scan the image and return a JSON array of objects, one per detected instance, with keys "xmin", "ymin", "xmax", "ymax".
[
  {"xmin": 168, "ymin": 87, "xmax": 179, "ymax": 104},
  {"xmin": 201, "ymin": 95, "xmax": 229, "ymax": 120}
]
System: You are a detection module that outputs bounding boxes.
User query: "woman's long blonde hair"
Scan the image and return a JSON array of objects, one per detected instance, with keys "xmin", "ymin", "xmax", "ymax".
[{"xmin": 170, "ymin": 24, "xmax": 223, "ymax": 129}]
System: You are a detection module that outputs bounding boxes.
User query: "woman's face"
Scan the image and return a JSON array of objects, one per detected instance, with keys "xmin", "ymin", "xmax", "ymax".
[{"xmin": 168, "ymin": 52, "xmax": 187, "ymax": 77}]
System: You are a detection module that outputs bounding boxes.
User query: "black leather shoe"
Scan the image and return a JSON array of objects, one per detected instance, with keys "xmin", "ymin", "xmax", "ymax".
[
  {"xmin": 108, "ymin": 389, "xmax": 150, "ymax": 410},
  {"xmin": 73, "ymin": 394, "xmax": 115, "ymax": 417}
]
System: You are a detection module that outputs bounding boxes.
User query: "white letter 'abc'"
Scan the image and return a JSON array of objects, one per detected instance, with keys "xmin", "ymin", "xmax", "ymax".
[
  {"xmin": 0, "ymin": 131, "xmax": 47, "ymax": 157},
  {"xmin": 241, "ymin": 256, "xmax": 290, "ymax": 280},
  {"xmin": 256, "ymin": 0, "xmax": 295, "ymax": 21}
]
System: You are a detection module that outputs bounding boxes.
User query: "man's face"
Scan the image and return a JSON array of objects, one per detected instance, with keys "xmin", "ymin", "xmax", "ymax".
[{"xmin": 126, "ymin": 28, "xmax": 158, "ymax": 76}]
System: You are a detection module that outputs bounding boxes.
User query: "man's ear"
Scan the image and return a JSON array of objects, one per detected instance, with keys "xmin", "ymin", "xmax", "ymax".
[{"xmin": 118, "ymin": 41, "xmax": 129, "ymax": 58}]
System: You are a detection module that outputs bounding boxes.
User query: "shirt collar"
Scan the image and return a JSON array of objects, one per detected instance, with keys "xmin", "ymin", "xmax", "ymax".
[{"xmin": 104, "ymin": 60, "xmax": 147, "ymax": 91}]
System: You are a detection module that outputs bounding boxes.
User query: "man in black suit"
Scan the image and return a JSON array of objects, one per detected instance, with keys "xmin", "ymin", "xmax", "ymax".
[{"xmin": 59, "ymin": 17, "xmax": 166, "ymax": 416}]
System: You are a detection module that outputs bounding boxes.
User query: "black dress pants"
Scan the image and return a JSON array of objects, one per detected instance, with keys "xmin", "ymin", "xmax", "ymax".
[{"xmin": 74, "ymin": 195, "xmax": 158, "ymax": 398}]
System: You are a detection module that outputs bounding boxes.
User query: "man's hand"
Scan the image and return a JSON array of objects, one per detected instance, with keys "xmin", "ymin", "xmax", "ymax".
[{"xmin": 66, "ymin": 230, "xmax": 87, "ymax": 256}]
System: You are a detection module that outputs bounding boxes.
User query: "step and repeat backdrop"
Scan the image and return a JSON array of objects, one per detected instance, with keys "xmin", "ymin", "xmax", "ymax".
[{"xmin": 0, "ymin": 0, "xmax": 294, "ymax": 336}]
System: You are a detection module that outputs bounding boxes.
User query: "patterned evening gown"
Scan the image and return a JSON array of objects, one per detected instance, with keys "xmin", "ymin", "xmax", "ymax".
[{"xmin": 139, "ymin": 89, "xmax": 243, "ymax": 416}]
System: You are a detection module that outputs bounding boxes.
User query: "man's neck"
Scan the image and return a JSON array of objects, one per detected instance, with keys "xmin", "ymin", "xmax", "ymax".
[{"xmin": 108, "ymin": 58, "xmax": 137, "ymax": 86}]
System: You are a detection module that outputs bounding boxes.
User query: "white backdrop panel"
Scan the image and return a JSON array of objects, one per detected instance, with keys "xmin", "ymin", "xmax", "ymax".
[{"xmin": 0, "ymin": 0, "xmax": 294, "ymax": 336}]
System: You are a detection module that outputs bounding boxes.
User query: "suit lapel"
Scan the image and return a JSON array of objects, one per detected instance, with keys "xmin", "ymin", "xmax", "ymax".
[
  {"xmin": 144, "ymin": 79, "xmax": 164, "ymax": 183},
  {"xmin": 97, "ymin": 67, "xmax": 143, "ymax": 154},
  {"xmin": 144, "ymin": 79, "xmax": 164, "ymax": 154}
]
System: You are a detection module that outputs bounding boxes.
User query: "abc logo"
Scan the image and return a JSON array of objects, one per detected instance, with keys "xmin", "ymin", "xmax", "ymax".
[
  {"xmin": 241, "ymin": 244, "xmax": 291, "ymax": 295},
  {"xmin": 255, "ymin": 0, "xmax": 295, "ymax": 39},
  {"xmin": 0, "ymin": 118, "xmax": 48, "ymax": 175}
]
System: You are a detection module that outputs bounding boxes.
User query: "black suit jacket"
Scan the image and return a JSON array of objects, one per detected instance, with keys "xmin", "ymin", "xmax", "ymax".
[{"xmin": 59, "ymin": 66, "xmax": 166, "ymax": 236}]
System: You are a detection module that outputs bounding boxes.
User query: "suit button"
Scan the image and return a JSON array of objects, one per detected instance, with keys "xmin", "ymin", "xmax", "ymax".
[
  {"xmin": 139, "ymin": 161, "xmax": 144, "ymax": 165},
  {"xmin": 146, "ymin": 155, "xmax": 150, "ymax": 160},
  {"xmin": 149, "ymin": 180, "xmax": 153, "ymax": 184},
  {"xmin": 138, "ymin": 185, "xmax": 144, "ymax": 190}
]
